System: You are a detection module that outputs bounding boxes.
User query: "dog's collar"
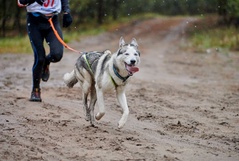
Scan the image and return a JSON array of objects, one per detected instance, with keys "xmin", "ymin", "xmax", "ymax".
[{"xmin": 113, "ymin": 64, "xmax": 130, "ymax": 82}]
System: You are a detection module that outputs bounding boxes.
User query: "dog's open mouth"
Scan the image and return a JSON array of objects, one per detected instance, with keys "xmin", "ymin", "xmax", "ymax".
[{"xmin": 125, "ymin": 63, "xmax": 139, "ymax": 76}]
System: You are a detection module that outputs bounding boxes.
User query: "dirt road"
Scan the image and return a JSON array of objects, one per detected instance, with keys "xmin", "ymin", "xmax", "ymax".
[{"xmin": 0, "ymin": 17, "xmax": 239, "ymax": 161}]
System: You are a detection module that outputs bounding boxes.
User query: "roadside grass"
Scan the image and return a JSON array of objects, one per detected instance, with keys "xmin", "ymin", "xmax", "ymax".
[
  {"xmin": 0, "ymin": 13, "xmax": 158, "ymax": 54},
  {"xmin": 0, "ymin": 36, "xmax": 32, "ymax": 54},
  {"xmin": 4, "ymin": 14, "xmax": 235, "ymax": 55},
  {"xmin": 191, "ymin": 27, "xmax": 239, "ymax": 51},
  {"xmin": 63, "ymin": 13, "xmax": 159, "ymax": 43},
  {"xmin": 185, "ymin": 16, "xmax": 239, "ymax": 53}
]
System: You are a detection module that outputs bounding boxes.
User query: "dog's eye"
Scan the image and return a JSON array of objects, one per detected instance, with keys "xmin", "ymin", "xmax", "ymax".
[
  {"xmin": 125, "ymin": 53, "xmax": 129, "ymax": 56},
  {"xmin": 134, "ymin": 53, "xmax": 138, "ymax": 56}
]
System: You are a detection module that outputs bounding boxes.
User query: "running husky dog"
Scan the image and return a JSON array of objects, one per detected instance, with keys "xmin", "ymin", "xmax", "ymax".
[{"xmin": 63, "ymin": 37, "xmax": 140, "ymax": 128}]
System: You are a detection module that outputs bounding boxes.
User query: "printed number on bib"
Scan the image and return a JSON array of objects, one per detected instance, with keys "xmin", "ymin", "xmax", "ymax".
[{"xmin": 44, "ymin": 0, "xmax": 54, "ymax": 7}]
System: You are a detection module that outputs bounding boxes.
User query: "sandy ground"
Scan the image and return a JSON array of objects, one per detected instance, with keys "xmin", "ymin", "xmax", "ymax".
[{"xmin": 0, "ymin": 17, "xmax": 239, "ymax": 161}]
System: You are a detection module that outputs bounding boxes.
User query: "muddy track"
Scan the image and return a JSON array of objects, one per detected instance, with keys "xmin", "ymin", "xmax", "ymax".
[{"xmin": 0, "ymin": 17, "xmax": 239, "ymax": 161}]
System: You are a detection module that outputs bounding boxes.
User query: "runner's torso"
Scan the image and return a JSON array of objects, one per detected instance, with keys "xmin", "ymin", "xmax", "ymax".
[{"xmin": 28, "ymin": 0, "xmax": 61, "ymax": 14}]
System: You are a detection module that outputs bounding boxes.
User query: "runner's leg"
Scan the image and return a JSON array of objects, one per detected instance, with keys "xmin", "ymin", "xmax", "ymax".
[
  {"xmin": 27, "ymin": 14, "xmax": 46, "ymax": 90},
  {"xmin": 45, "ymin": 15, "xmax": 64, "ymax": 64}
]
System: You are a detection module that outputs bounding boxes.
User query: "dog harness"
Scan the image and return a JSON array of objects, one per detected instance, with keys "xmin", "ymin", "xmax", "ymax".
[
  {"xmin": 83, "ymin": 54, "xmax": 94, "ymax": 74},
  {"xmin": 109, "ymin": 75, "xmax": 118, "ymax": 88},
  {"xmin": 81, "ymin": 52, "xmax": 103, "ymax": 76}
]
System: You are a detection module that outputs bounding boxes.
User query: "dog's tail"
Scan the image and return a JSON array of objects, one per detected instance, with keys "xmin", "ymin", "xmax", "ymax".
[{"xmin": 63, "ymin": 70, "xmax": 78, "ymax": 88}]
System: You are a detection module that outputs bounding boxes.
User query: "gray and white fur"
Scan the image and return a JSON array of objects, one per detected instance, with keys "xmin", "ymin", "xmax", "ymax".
[{"xmin": 63, "ymin": 37, "xmax": 140, "ymax": 128}]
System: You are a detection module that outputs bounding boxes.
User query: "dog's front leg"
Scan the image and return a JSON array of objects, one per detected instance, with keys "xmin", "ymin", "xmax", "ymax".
[
  {"xmin": 116, "ymin": 88, "xmax": 129, "ymax": 128},
  {"xmin": 95, "ymin": 86, "xmax": 105, "ymax": 121}
]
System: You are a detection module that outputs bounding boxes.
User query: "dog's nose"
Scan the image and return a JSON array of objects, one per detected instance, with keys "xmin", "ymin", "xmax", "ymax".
[{"xmin": 130, "ymin": 60, "xmax": 136, "ymax": 65}]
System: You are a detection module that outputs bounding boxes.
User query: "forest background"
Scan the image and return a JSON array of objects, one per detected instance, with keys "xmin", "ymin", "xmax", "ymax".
[{"xmin": 0, "ymin": 0, "xmax": 239, "ymax": 52}]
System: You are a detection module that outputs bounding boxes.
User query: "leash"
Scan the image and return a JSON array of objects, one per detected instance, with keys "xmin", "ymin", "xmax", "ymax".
[{"xmin": 48, "ymin": 17, "xmax": 80, "ymax": 53}]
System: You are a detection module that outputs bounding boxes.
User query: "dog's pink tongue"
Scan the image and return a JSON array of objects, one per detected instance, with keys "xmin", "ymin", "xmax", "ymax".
[{"xmin": 127, "ymin": 66, "xmax": 139, "ymax": 74}]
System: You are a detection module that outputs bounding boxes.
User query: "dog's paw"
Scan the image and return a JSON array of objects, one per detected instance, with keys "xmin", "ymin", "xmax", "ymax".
[
  {"xmin": 117, "ymin": 121, "xmax": 125, "ymax": 129},
  {"xmin": 95, "ymin": 112, "xmax": 105, "ymax": 120},
  {"xmin": 90, "ymin": 124, "xmax": 98, "ymax": 128},
  {"xmin": 85, "ymin": 115, "xmax": 90, "ymax": 122}
]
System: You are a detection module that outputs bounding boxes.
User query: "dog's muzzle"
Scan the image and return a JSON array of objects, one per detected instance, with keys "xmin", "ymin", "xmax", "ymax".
[{"xmin": 125, "ymin": 62, "xmax": 139, "ymax": 75}]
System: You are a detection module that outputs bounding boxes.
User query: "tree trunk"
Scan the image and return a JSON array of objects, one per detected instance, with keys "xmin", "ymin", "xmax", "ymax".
[
  {"xmin": 97, "ymin": 0, "xmax": 104, "ymax": 24},
  {"xmin": 14, "ymin": 5, "xmax": 22, "ymax": 35},
  {"xmin": 217, "ymin": 0, "xmax": 228, "ymax": 24},
  {"xmin": 112, "ymin": 0, "xmax": 118, "ymax": 20},
  {"xmin": 1, "ymin": 0, "xmax": 6, "ymax": 37}
]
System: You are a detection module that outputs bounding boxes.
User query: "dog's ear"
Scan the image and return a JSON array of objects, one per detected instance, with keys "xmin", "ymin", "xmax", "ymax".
[
  {"xmin": 119, "ymin": 37, "xmax": 126, "ymax": 47},
  {"xmin": 131, "ymin": 38, "xmax": 138, "ymax": 47}
]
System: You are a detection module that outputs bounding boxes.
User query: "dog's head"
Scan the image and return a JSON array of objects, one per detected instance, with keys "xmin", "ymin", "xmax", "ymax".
[{"xmin": 116, "ymin": 37, "xmax": 140, "ymax": 76}]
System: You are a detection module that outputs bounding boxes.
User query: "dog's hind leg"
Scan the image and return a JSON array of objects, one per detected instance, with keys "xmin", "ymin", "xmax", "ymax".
[
  {"xmin": 116, "ymin": 88, "xmax": 129, "ymax": 129},
  {"xmin": 80, "ymin": 71, "xmax": 92, "ymax": 122},
  {"xmin": 89, "ymin": 85, "xmax": 97, "ymax": 126},
  {"xmin": 82, "ymin": 92, "xmax": 90, "ymax": 121}
]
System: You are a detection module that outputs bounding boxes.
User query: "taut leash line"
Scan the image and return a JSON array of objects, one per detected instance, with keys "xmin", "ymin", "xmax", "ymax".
[{"xmin": 48, "ymin": 17, "xmax": 80, "ymax": 53}]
